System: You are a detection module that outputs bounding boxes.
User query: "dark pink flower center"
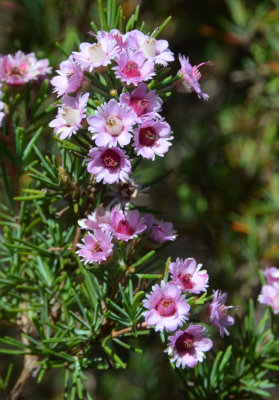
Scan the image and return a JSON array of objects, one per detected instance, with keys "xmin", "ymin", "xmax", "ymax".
[
  {"xmin": 102, "ymin": 149, "xmax": 121, "ymax": 168},
  {"xmin": 179, "ymin": 274, "xmax": 193, "ymax": 290},
  {"xmin": 9, "ymin": 67, "xmax": 24, "ymax": 78},
  {"xmin": 156, "ymin": 297, "xmax": 177, "ymax": 317},
  {"xmin": 130, "ymin": 97, "xmax": 149, "ymax": 116},
  {"xmin": 123, "ymin": 61, "xmax": 141, "ymax": 78},
  {"xmin": 139, "ymin": 127, "xmax": 158, "ymax": 147},
  {"xmin": 92, "ymin": 242, "xmax": 103, "ymax": 252},
  {"xmin": 175, "ymin": 333, "xmax": 194, "ymax": 355},
  {"xmin": 116, "ymin": 219, "xmax": 134, "ymax": 236}
]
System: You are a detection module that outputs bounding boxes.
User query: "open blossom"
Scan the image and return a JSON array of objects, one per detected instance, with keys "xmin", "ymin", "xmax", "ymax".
[
  {"xmin": 169, "ymin": 258, "xmax": 209, "ymax": 294},
  {"xmin": 134, "ymin": 118, "xmax": 172, "ymax": 160},
  {"xmin": 51, "ymin": 57, "xmax": 84, "ymax": 97},
  {"xmin": 174, "ymin": 54, "xmax": 210, "ymax": 100},
  {"xmin": 124, "ymin": 30, "xmax": 174, "ymax": 66},
  {"xmin": 120, "ymin": 83, "xmax": 162, "ymax": 120},
  {"xmin": 87, "ymin": 99, "xmax": 137, "ymax": 147},
  {"xmin": 209, "ymin": 290, "xmax": 235, "ymax": 337},
  {"xmin": 258, "ymin": 283, "xmax": 279, "ymax": 314},
  {"xmin": 143, "ymin": 281, "xmax": 190, "ymax": 332},
  {"xmin": 113, "ymin": 49, "xmax": 155, "ymax": 86},
  {"xmin": 73, "ymin": 38, "xmax": 119, "ymax": 72},
  {"xmin": 87, "ymin": 147, "xmax": 131, "ymax": 184},
  {"xmin": 107, "ymin": 207, "xmax": 146, "ymax": 241},
  {"xmin": 49, "ymin": 92, "xmax": 89, "ymax": 140},
  {"xmin": 76, "ymin": 229, "xmax": 113, "ymax": 264},
  {"xmin": 143, "ymin": 213, "xmax": 177, "ymax": 244},
  {"xmin": 78, "ymin": 206, "xmax": 111, "ymax": 231},
  {"xmin": 263, "ymin": 267, "xmax": 279, "ymax": 285},
  {"xmin": 94, "ymin": 29, "xmax": 124, "ymax": 49},
  {"xmin": 0, "ymin": 51, "xmax": 51, "ymax": 86},
  {"xmin": 166, "ymin": 324, "xmax": 213, "ymax": 368}
]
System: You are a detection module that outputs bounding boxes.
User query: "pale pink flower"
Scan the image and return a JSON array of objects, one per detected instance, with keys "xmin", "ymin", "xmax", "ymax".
[
  {"xmin": 73, "ymin": 38, "xmax": 119, "ymax": 72},
  {"xmin": 133, "ymin": 118, "xmax": 172, "ymax": 160},
  {"xmin": 36, "ymin": 58, "xmax": 52, "ymax": 77},
  {"xmin": 107, "ymin": 207, "xmax": 146, "ymax": 241},
  {"xmin": 258, "ymin": 283, "xmax": 279, "ymax": 315},
  {"xmin": 263, "ymin": 267, "xmax": 279, "ymax": 285},
  {"xmin": 120, "ymin": 83, "xmax": 162, "ymax": 120},
  {"xmin": 0, "ymin": 51, "xmax": 51, "ymax": 86},
  {"xmin": 209, "ymin": 290, "xmax": 235, "ymax": 337},
  {"xmin": 78, "ymin": 206, "xmax": 111, "ymax": 231},
  {"xmin": 94, "ymin": 29, "xmax": 124, "ymax": 50},
  {"xmin": 87, "ymin": 147, "xmax": 131, "ymax": 184},
  {"xmin": 169, "ymin": 258, "xmax": 209, "ymax": 294},
  {"xmin": 50, "ymin": 57, "xmax": 84, "ymax": 97},
  {"xmin": 143, "ymin": 213, "xmax": 177, "ymax": 244},
  {"xmin": 143, "ymin": 281, "xmax": 190, "ymax": 332},
  {"xmin": 124, "ymin": 30, "xmax": 174, "ymax": 66},
  {"xmin": 166, "ymin": 324, "xmax": 213, "ymax": 368},
  {"xmin": 77, "ymin": 229, "xmax": 113, "ymax": 264},
  {"xmin": 174, "ymin": 54, "xmax": 210, "ymax": 100},
  {"xmin": 113, "ymin": 49, "xmax": 155, "ymax": 86},
  {"xmin": 49, "ymin": 92, "xmax": 89, "ymax": 140},
  {"xmin": 87, "ymin": 99, "xmax": 137, "ymax": 147}
]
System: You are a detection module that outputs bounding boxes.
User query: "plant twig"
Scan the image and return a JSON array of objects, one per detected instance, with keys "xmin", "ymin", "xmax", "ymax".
[{"xmin": 111, "ymin": 322, "xmax": 148, "ymax": 338}]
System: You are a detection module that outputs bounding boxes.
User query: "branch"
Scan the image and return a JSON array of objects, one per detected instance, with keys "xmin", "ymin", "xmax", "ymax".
[
  {"xmin": 111, "ymin": 322, "xmax": 148, "ymax": 338},
  {"xmin": 9, "ymin": 310, "xmax": 39, "ymax": 400}
]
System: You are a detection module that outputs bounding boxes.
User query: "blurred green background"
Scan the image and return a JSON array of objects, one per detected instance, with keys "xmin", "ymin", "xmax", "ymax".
[{"xmin": 1, "ymin": 0, "xmax": 279, "ymax": 398}]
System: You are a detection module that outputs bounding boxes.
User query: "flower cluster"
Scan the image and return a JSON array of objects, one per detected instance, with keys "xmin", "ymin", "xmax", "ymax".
[
  {"xmin": 143, "ymin": 257, "xmax": 235, "ymax": 368},
  {"xmin": 77, "ymin": 205, "xmax": 176, "ymax": 264},
  {"xmin": 258, "ymin": 267, "xmax": 279, "ymax": 314},
  {"xmin": 49, "ymin": 28, "xmax": 210, "ymax": 185},
  {"xmin": 49, "ymin": 24, "xmax": 216, "ymax": 371}
]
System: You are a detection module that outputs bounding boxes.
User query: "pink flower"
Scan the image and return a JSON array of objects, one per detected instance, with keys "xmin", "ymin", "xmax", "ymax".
[
  {"xmin": 77, "ymin": 229, "xmax": 113, "ymax": 264},
  {"xmin": 36, "ymin": 58, "xmax": 52, "ymax": 77},
  {"xmin": 0, "ymin": 51, "xmax": 51, "ymax": 86},
  {"xmin": 95, "ymin": 29, "xmax": 124, "ymax": 50},
  {"xmin": 174, "ymin": 54, "xmax": 211, "ymax": 100},
  {"xmin": 263, "ymin": 267, "xmax": 279, "ymax": 285},
  {"xmin": 169, "ymin": 258, "xmax": 209, "ymax": 294},
  {"xmin": 78, "ymin": 206, "xmax": 111, "ymax": 231},
  {"xmin": 87, "ymin": 147, "xmax": 131, "ymax": 184},
  {"xmin": 120, "ymin": 83, "xmax": 162, "ymax": 120},
  {"xmin": 73, "ymin": 38, "xmax": 119, "ymax": 72},
  {"xmin": 87, "ymin": 99, "xmax": 137, "ymax": 147},
  {"xmin": 107, "ymin": 207, "xmax": 146, "ymax": 241},
  {"xmin": 209, "ymin": 290, "xmax": 235, "ymax": 337},
  {"xmin": 258, "ymin": 283, "xmax": 279, "ymax": 314},
  {"xmin": 49, "ymin": 92, "xmax": 89, "ymax": 140},
  {"xmin": 143, "ymin": 213, "xmax": 177, "ymax": 244},
  {"xmin": 133, "ymin": 118, "xmax": 172, "ymax": 160},
  {"xmin": 50, "ymin": 57, "xmax": 84, "ymax": 97},
  {"xmin": 143, "ymin": 281, "xmax": 190, "ymax": 332},
  {"xmin": 124, "ymin": 30, "xmax": 174, "ymax": 66},
  {"xmin": 166, "ymin": 324, "xmax": 213, "ymax": 368},
  {"xmin": 113, "ymin": 50, "xmax": 155, "ymax": 86}
]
